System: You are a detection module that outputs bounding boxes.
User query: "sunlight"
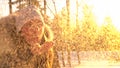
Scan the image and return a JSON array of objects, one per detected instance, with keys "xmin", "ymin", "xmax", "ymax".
[
  {"xmin": 86, "ymin": 0, "xmax": 120, "ymax": 31},
  {"xmin": 68, "ymin": 0, "xmax": 120, "ymax": 31},
  {"xmin": 1, "ymin": 0, "xmax": 120, "ymax": 31},
  {"xmin": 0, "ymin": 1, "xmax": 9, "ymax": 17}
]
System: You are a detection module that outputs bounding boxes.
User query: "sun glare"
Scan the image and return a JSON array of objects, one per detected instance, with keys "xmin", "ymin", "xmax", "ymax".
[
  {"xmin": 68, "ymin": 0, "xmax": 120, "ymax": 31},
  {"xmin": 1, "ymin": 0, "xmax": 120, "ymax": 31},
  {"xmin": 85, "ymin": 0, "xmax": 120, "ymax": 31}
]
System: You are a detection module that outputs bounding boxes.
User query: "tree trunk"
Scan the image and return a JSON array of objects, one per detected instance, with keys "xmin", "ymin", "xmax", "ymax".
[
  {"xmin": 66, "ymin": 0, "xmax": 71, "ymax": 67},
  {"xmin": 44, "ymin": 0, "xmax": 47, "ymax": 23},
  {"xmin": 76, "ymin": 0, "xmax": 81, "ymax": 64},
  {"xmin": 76, "ymin": 0, "xmax": 79, "ymax": 28},
  {"xmin": 66, "ymin": 0, "xmax": 70, "ymax": 27},
  {"xmin": 9, "ymin": 0, "xmax": 12, "ymax": 14},
  {"xmin": 52, "ymin": 0, "xmax": 57, "ymax": 14}
]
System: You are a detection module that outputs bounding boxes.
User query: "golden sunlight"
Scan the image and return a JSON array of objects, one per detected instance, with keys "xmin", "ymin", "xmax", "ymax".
[
  {"xmin": 1, "ymin": 0, "xmax": 120, "ymax": 31},
  {"xmin": 68, "ymin": 0, "xmax": 120, "ymax": 31},
  {"xmin": 85, "ymin": 0, "xmax": 120, "ymax": 31}
]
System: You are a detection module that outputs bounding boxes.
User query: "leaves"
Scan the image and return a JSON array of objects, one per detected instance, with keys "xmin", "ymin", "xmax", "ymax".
[{"xmin": 52, "ymin": 3, "xmax": 120, "ymax": 51}]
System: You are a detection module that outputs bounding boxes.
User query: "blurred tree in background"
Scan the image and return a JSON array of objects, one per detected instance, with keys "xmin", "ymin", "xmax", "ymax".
[
  {"xmin": 52, "ymin": 2, "xmax": 120, "ymax": 52},
  {"xmin": 98, "ymin": 17, "xmax": 120, "ymax": 51}
]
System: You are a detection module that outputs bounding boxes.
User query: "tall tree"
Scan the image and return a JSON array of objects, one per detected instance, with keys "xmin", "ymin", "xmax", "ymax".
[
  {"xmin": 66, "ymin": 0, "xmax": 70, "ymax": 27},
  {"xmin": 76, "ymin": 0, "xmax": 79, "ymax": 28},
  {"xmin": 78, "ymin": 4, "xmax": 98, "ymax": 51},
  {"xmin": 66, "ymin": 0, "xmax": 71, "ymax": 67},
  {"xmin": 52, "ymin": 0, "xmax": 57, "ymax": 14},
  {"xmin": 44, "ymin": 0, "xmax": 47, "ymax": 23},
  {"xmin": 75, "ymin": 0, "xmax": 80, "ymax": 64},
  {"xmin": 9, "ymin": 0, "xmax": 12, "ymax": 14}
]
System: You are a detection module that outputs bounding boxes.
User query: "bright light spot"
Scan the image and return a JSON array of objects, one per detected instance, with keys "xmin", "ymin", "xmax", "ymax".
[
  {"xmin": 66, "ymin": 0, "xmax": 120, "ymax": 31},
  {"xmin": 60, "ymin": 0, "xmax": 120, "ymax": 31},
  {"xmin": 0, "ymin": 1, "xmax": 9, "ymax": 17},
  {"xmin": 86, "ymin": 0, "xmax": 120, "ymax": 31}
]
